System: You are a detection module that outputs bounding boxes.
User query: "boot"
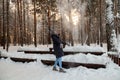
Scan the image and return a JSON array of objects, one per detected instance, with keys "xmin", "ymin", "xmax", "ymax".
[
  {"xmin": 53, "ymin": 67, "xmax": 58, "ymax": 71},
  {"xmin": 59, "ymin": 68, "xmax": 66, "ymax": 73}
]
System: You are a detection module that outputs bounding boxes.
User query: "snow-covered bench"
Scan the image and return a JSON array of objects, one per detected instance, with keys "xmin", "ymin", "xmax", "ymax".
[
  {"xmin": 41, "ymin": 59, "xmax": 106, "ymax": 69},
  {"xmin": 24, "ymin": 51, "xmax": 105, "ymax": 55},
  {"xmin": 0, "ymin": 56, "xmax": 37, "ymax": 63},
  {"xmin": 108, "ymin": 54, "xmax": 120, "ymax": 66}
]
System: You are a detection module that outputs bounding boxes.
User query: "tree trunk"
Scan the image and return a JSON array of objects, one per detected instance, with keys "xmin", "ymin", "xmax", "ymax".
[
  {"xmin": 42, "ymin": 14, "xmax": 45, "ymax": 45},
  {"xmin": 23, "ymin": 1, "xmax": 26, "ymax": 45},
  {"xmin": 106, "ymin": 0, "xmax": 115, "ymax": 51},
  {"xmin": 86, "ymin": 18, "xmax": 90, "ymax": 46},
  {"xmin": 2, "ymin": 0, "xmax": 6, "ymax": 49},
  {"xmin": 68, "ymin": 0, "xmax": 74, "ymax": 46},
  {"xmin": 106, "ymin": 23, "xmax": 113, "ymax": 51},
  {"xmin": 17, "ymin": 0, "xmax": 23, "ymax": 46},
  {"xmin": 99, "ymin": 0, "xmax": 103, "ymax": 47},
  {"xmin": 13, "ymin": 1, "xmax": 17, "ymax": 46},
  {"xmin": 114, "ymin": 0, "xmax": 118, "ymax": 35},
  {"xmin": 0, "ymin": 13, "xmax": 2, "ymax": 46},
  {"xmin": 6, "ymin": 0, "xmax": 10, "ymax": 51},
  {"xmin": 20, "ymin": 0, "xmax": 23, "ymax": 46},
  {"xmin": 26, "ymin": 1, "xmax": 30, "ymax": 45},
  {"xmin": 47, "ymin": 6, "xmax": 51, "ymax": 44},
  {"xmin": 34, "ymin": 0, "xmax": 37, "ymax": 47}
]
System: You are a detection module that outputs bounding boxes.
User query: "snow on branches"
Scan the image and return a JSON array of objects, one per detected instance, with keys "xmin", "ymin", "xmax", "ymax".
[
  {"xmin": 105, "ymin": 0, "xmax": 114, "ymax": 24},
  {"xmin": 110, "ymin": 30, "xmax": 118, "ymax": 52}
]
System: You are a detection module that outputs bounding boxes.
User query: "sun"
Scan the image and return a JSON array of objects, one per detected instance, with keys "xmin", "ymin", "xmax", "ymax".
[{"xmin": 71, "ymin": 9, "xmax": 80, "ymax": 26}]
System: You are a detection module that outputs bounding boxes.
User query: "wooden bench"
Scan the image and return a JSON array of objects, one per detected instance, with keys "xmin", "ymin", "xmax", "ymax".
[
  {"xmin": 108, "ymin": 54, "xmax": 120, "ymax": 66},
  {"xmin": 17, "ymin": 47, "xmax": 105, "ymax": 55},
  {"xmin": 0, "ymin": 56, "xmax": 37, "ymax": 63},
  {"xmin": 10, "ymin": 57, "xmax": 37, "ymax": 63},
  {"xmin": 41, "ymin": 60, "xmax": 106, "ymax": 69},
  {"xmin": 0, "ymin": 55, "xmax": 106, "ymax": 69},
  {"xmin": 24, "ymin": 48, "xmax": 105, "ymax": 56},
  {"xmin": 0, "ymin": 56, "xmax": 7, "ymax": 59},
  {"xmin": 24, "ymin": 51, "xmax": 104, "ymax": 55}
]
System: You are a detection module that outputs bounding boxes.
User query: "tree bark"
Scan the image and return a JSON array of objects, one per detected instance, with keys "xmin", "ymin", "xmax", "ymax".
[
  {"xmin": 23, "ymin": 1, "xmax": 26, "ymax": 45},
  {"xmin": 6, "ymin": 0, "xmax": 10, "ymax": 51},
  {"xmin": 0, "ymin": 12, "xmax": 2, "ymax": 46},
  {"xmin": 34, "ymin": 0, "xmax": 37, "ymax": 47},
  {"xmin": 20, "ymin": 0, "xmax": 23, "ymax": 46},
  {"xmin": 106, "ymin": 0, "xmax": 115, "ymax": 51},
  {"xmin": 13, "ymin": 1, "xmax": 17, "ymax": 46},
  {"xmin": 2, "ymin": 0, "xmax": 6, "ymax": 49},
  {"xmin": 47, "ymin": 6, "xmax": 51, "ymax": 44},
  {"xmin": 99, "ymin": 0, "xmax": 103, "ymax": 47}
]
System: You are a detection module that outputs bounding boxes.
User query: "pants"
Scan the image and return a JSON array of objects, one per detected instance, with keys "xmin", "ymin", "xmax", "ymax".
[{"xmin": 53, "ymin": 57, "xmax": 62, "ymax": 68}]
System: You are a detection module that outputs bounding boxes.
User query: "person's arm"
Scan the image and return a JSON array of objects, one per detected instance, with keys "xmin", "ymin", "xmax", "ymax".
[
  {"xmin": 60, "ymin": 40, "xmax": 70, "ymax": 48},
  {"xmin": 61, "ymin": 41, "xmax": 66, "ymax": 45}
]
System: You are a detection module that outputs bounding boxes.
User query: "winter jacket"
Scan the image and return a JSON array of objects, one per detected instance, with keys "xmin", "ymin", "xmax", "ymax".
[{"xmin": 51, "ymin": 33, "xmax": 65, "ymax": 58}]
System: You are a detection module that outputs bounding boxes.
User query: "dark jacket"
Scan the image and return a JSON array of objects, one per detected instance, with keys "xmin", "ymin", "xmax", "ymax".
[{"xmin": 51, "ymin": 33, "xmax": 65, "ymax": 58}]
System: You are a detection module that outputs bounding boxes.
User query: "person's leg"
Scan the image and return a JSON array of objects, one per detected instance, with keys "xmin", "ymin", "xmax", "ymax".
[
  {"xmin": 58, "ymin": 57, "xmax": 62, "ymax": 68},
  {"xmin": 53, "ymin": 58, "xmax": 59, "ymax": 68},
  {"xmin": 58, "ymin": 57, "xmax": 66, "ymax": 73},
  {"xmin": 53, "ymin": 58, "xmax": 59, "ymax": 71}
]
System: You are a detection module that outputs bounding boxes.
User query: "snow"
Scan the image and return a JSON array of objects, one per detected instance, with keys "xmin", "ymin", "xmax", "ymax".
[
  {"xmin": 63, "ymin": 44, "xmax": 105, "ymax": 52},
  {"xmin": 0, "ymin": 44, "xmax": 120, "ymax": 80},
  {"xmin": 105, "ymin": 0, "xmax": 113, "ymax": 4},
  {"xmin": 17, "ymin": 44, "xmax": 106, "ymax": 52},
  {"xmin": 110, "ymin": 30, "xmax": 118, "ymax": 52},
  {"xmin": 17, "ymin": 45, "xmax": 52, "ymax": 52},
  {"xmin": 116, "ymin": 13, "xmax": 120, "ymax": 18},
  {"xmin": 117, "ymin": 35, "xmax": 120, "ymax": 53},
  {"xmin": 106, "ymin": 0, "xmax": 114, "ymax": 24}
]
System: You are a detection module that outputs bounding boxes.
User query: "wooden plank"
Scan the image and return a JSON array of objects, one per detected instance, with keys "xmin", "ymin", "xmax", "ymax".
[
  {"xmin": 108, "ymin": 54, "xmax": 120, "ymax": 66},
  {"xmin": 24, "ymin": 51, "xmax": 104, "ymax": 55},
  {"xmin": 10, "ymin": 57, "xmax": 37, "ymax": 63},
  {"xmin": 0, "ymin": 56, "xmax": 8, "ymax": 59},
  {"xmin": 41, "ymin": 60, "xmax": 106, "ymax": 69},
  {"xmin": 17, "ymin": 50, "xmax": 24, "ymax": 52},
  {"xmin": 0, "ymin": 55, "xmax": 37, "ymax": 63},
  {"xmin": 24, "ymin": 51, "xmax": 53, "ymax": 54}
]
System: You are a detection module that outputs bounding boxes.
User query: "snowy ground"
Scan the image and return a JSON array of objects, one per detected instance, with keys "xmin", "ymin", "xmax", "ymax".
[{"xmin": 0, "ymin": 44, "xmax": 120, "ymax": 80}]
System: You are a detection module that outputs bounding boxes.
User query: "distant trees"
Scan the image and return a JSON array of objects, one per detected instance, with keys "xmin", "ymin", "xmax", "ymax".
[
  {"xmin": 0, "ymin": 0, "xmax": 120, "ymax": 51},
  {"xmin": 1, "ymin": 0, "xmax": 10, "ymax": 51}
]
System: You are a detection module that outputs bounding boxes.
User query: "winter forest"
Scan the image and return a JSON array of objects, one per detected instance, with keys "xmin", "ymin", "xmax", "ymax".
[
  {"xmin": 0, "ymin": 0, "xmax": 120, "ymax": 80},
  {"xmin": 0, "ymin": 0, "xmax": 119, "ymax": 51}
]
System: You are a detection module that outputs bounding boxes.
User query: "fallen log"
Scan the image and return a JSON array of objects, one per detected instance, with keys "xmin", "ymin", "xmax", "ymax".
[
  {"xmin": 24, "ymin": 51, "xmax": 104, "ymax": 56},
  {"xmin": 41, "ymin": 60, "xmax": 106, "ymax": 69},
  {"xmin": 108, "ymin": 54, "xmax": 120, "ymax": 66}
]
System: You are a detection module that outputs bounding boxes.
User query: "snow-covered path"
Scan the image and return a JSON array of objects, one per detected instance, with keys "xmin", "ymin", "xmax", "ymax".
[
  {"xmin": 0, "ymin": 58, "xmax": 120, "ymax": 80},
  {"xmin": 0, "ymin": 45, "xmax": 120, "ymax": 80}
]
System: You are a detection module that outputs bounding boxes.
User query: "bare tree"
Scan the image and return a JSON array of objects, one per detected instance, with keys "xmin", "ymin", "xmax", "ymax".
[
  {"xmin": 23, "ymin": 0, "xmax": 26, "ymax": 45},
  {"xmin": 13, "ymin": 0, "xmax": 17, "ymax": 46},
  {"xmin": 2, "ymin": 0, "xmax": 6, "ymax": 49},
  {"xmin": 6, "ymin": 0, "xmax": 10, "ymax": 51},
  {"xmin": 0, "ymin": 0, "xmax": 1, "ymax": 44},
  {"xmin": 34, "ymin": 0, "xmax": 37, "ymax": 47}
]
